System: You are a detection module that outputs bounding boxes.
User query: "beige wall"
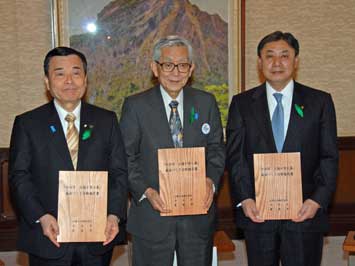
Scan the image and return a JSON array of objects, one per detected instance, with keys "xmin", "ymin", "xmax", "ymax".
[
  {"xmin": 0, "ymin": 0, "xmax": 51, "ymax": 147},
  {"xmin": 245, "ymin": 0, "xmax": 355, "ymax": 136}
]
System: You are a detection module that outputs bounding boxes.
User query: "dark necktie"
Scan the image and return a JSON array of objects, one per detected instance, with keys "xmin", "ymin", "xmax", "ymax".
[
  {"xmin": 271, "ymin": 93, "xmax": 284, "ymax": 153},
  {"xmin": 169, "ymin": 100, "xmax": 183, "ymax": 148},
  {"xmin": 65, "ymin": 113, "xmax": 79, "ymax": 169}
]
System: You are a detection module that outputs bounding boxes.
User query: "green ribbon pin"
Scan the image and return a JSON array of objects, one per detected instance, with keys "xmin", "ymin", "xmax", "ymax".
[
  {"xmin": 82, "ymin": 125, "xmax": 93, "ymax": 140},
  {"xmin": 294, "ymin": 104, "xmax": 304, "ymax": 118},
  {"xmin": 189, "ymin": 107, "xmax": 196, "ymax": 124}
]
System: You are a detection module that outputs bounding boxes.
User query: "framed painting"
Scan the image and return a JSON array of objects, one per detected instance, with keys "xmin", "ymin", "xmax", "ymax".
[{"xmin": 51, "ymin": 0, "xmax": 242, "ymax": 125}]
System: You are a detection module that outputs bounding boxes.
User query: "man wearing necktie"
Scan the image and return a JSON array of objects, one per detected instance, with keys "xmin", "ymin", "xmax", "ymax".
[
  {"xmin": 226, "ymin": 31, "xmax": 338, "ymax": 266},
  {"xmin": 120, "ymin": 36, "xmax": 225, "ymax": 266},
  {"xmin": 9, "ymin": 47, "xmax": 128, "ymax": 266}
]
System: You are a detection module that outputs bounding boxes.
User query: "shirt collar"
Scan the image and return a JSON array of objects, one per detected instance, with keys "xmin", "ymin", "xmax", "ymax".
[
  {"xmin": 160, "ymin": 85, "xmax": 184, "ymax": 107},
  {"xmin": 54, "ymin": 99, "xmax": 81, "ymax": 122},
  {"xmin": 266, "ymin": 79, "xmax": 294, "ymax": 101}
]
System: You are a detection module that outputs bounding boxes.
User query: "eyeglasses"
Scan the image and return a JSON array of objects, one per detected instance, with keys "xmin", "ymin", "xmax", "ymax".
[{"xmin": 155, "ymin": 61, "xmax": 191, "ymax": 73}]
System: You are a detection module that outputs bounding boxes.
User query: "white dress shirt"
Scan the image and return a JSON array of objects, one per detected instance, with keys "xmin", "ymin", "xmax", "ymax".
[
  {"xmin": 54, "ymin": 99, "xmax": 81, "ymax": 134},
  {"xmin": 266, "ymin": 79, "xmax": 294, "ymax": 139},
  {"xmin": 160, "ymin": 85, "xmax": 184, "ymax": 126}
]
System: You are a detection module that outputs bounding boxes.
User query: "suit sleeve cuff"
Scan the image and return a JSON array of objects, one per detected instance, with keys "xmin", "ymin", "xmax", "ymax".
[{"xmin": 139, "ymin": 193, "xmax": 147, "ymax": 202}]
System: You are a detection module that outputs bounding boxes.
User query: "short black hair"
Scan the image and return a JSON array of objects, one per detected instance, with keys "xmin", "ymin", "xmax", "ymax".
[
  {"xmin": 43, "ymin": 46, "xmax": 87, "ymax": 77},
  {"xmin": 257, "ymin": 31, "xmax": 299, "ymax": 57}
]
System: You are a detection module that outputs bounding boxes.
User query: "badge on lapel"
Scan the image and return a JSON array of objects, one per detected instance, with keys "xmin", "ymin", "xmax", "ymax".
[
  {"xmin": 82, "ymin": 124, "xmax": 94, "ymax": 140},
  {"xmin": 201, "ymin": 123, "xmax": 210, "ymax": 135},
  {"xmin": 189, "ymin": 107, "xmax": 199, "ymax": 124},
  {"xmin": 49, "ymin": 125, "xmax": 56, "ymax": 133},
  {"xmin": 294, "ymin": 104, "xmax": 304, "ymax": 118}
]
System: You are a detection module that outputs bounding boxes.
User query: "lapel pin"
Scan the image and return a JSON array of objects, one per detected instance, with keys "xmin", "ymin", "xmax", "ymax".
[
  {"xmin": 201, "ymin": 123, "xmax": 210, "ymax": 135},
  {"xmin": 294, "ymin": 104, "xmax": 304, "ymax": 118},
  {"xmin": 82, "ymin": 124, "xmax": 94, "ymax": 140},
  {"xmin": 189, "ymin": 107, "xmax": 199, "ymax": 124},
  {"xmin": 50, "ymin": 125, "xmax": 56, "ymax": 133}
]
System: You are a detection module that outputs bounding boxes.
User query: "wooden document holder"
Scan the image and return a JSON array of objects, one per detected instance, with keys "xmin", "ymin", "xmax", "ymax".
[
  {"xmin": 254, "ymin": 152, "xmax": 302, "ymax": 220},
  {"xmin": 158, "ymin": 147, "xmax": 206, "ymax": 216},
  {"xmin": 57, "ymin": 171, "xmax": 107, "ymax": 242}
]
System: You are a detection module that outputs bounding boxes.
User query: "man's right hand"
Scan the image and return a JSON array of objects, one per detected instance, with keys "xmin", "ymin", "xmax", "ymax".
[
  {"xmin": 241, "ymin": 198, "xmax": 265, "ymax": 223},
  {"xmin": 144, "ymin": 188, "xmax": 171, "ymax": 213},
  {"xmin": 39, "ymin": 214, "xmax": 60, "ymax": 247}
]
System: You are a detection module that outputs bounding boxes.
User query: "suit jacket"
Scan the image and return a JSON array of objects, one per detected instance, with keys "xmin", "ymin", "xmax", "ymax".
[
  {"xmin": 9, "ymin": 101, "xmax": 128, "ymax": 259},
  {"xmin": 120, "ymin": 85, "xmax": 225, "ymax": 241},
  {"xmin": 226, "ymin": 81, "xmax": 338, "ymax": 232}
]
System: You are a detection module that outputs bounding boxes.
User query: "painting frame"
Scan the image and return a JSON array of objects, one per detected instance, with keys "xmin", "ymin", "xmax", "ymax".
[{"xmin": 50, "ymin": 0, "xmax": 242, "ymax": 103}]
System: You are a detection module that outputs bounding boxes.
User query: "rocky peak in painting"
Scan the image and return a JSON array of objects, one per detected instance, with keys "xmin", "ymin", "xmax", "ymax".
[{"xmin": 70, "ymin": 0, "xmax": 227, "ymax": 115}]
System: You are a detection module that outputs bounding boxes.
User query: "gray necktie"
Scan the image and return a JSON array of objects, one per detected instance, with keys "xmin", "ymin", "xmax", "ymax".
[
  {"xmin": 169, "ymin": 100, "xmax": 183, "ymax": 148},
  {"xmin": 271, "ymin": 93, "xmax": 284, "ymax": 153}
]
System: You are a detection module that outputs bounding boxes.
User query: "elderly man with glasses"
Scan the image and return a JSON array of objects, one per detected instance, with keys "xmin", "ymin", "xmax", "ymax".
[{"xmin": 120, "ymin": 35, "xmax": 225, "ymax": 266}]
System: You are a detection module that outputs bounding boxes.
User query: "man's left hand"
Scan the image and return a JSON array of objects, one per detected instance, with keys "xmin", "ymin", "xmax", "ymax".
[
  {"xmin": 292, "ymin": 199, "xmax": 320, "ymax": 223},
  {"xmin": 103, "ymin": 214, "xmax": 119, "ymax": 246},
  {"xmin": 204, "ymin": 177, "xmax": 214, "ymax": 211}
]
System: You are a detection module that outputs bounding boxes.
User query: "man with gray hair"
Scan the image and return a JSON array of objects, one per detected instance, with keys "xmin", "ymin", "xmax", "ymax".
[{"xmin": 120, "ymin": 35, "xmax": 225, "ymax": 266}]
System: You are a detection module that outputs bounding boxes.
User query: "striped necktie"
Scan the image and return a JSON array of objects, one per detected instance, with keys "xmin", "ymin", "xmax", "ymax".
[
  {"xmin": 65, "ymin": 113, "xmax": 79, "ymax": 169},
  {"xmin": 169, "ymin": 100, "xmax": 183, "ymax": 148}
]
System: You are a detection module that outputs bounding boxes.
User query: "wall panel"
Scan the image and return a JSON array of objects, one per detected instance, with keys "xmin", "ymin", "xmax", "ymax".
[
  {"xmin": 0, "ymin": 0, "xmax": 52, "ymax": 147},
  {"xmin": 244, "ymin": 0, "xmax": 355, "ymax": 136}
]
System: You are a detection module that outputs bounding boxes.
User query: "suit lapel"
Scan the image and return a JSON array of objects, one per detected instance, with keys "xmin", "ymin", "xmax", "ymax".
[
  {"xmin": 45, "ymin": 101, "xmax": 74, "ymax": 169},
  {"xmin": 283, "ymin": 82, "xmax": 305, "ymax": 152},
  {"xmin": 251, "ymin": 84, "xmax": 277, "ymax": 152},
  {"xmin": 182, "ymin": 87, "xmax": 196, "ymax": 147},
  {"xmin": 77, "ymin": 102, "xmax": 93, "ymax": 170},
  {"xmin": 148, "ymin": 86, "xmax": 175, "ymax": 147}
]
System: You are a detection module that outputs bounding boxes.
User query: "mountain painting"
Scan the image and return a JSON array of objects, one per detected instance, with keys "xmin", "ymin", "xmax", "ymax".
[{"xmin": 68, "ymin": 0, "xmax": 228, "ymax": 125}]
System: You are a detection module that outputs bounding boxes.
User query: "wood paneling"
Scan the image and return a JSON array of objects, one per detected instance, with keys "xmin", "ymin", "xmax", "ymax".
[
  {"xmin": 0, "ymin": 148, "xmax": 15, "ymax": 219},
  {"xmin": 1, "ymin": 160, "xmax": 15, "ymax": 220},
  {"xmin": 0, "ymin": 148, "xmax": 17, "ymax": 251},
  {"xmin": 343, "ymin": 231, "xmax": 355, "ymax": 252},
  {"xmin": 334, "ymin": 150, "xmax": 355, "ymax": 203}
]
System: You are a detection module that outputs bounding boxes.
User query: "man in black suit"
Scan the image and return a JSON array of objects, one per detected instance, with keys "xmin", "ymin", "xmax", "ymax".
[
  {"xmin": 9, "ymin": 47, "xmax": 128, "ymax": 266},
  {"xmin": 120, "ymin": 36, "xmax": 225, "ymax": 266},
  {"xmin": 226, "ymin": 31, "xmax": 338, "ymax": 266}
]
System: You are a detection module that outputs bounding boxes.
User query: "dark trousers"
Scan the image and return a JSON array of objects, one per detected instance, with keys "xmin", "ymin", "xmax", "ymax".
[
  {"xmin": 132, "ymin": 218, "xmax": 213, "ymax": 266},
  {"xmin": 29, "ymin": 244, "xmax": 113, "ymax": 266},
  {"xmin": 244, "ymin": 222, "xmax": 323, "ymax": 266}
]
